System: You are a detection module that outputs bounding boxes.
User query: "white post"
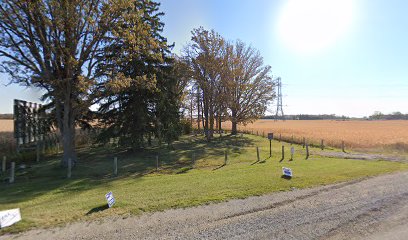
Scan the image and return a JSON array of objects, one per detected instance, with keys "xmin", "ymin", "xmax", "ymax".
[
  {"xmin": 114, "ymin": 157, "xmax": 118, "ymax": 176},
  {"xmin": 290, "ymin": 146, "xmax": 295, "ymax": 160}
]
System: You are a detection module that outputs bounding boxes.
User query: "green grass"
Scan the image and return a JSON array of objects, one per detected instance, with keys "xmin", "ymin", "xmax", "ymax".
[{"xmin": 1, "ymin": 134, "xmax": 407, "ymax": 234}]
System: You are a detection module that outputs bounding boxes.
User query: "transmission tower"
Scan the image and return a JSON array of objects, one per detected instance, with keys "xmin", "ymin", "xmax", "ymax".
[{"xmin": 275, "ymin": 77, "xmax": 285, "ymax": 121}]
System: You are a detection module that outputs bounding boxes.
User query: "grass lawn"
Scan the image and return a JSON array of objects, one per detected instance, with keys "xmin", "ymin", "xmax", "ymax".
[{"xmin": 1, "ymin": 133, "xmax": 407, "ymax": 234}]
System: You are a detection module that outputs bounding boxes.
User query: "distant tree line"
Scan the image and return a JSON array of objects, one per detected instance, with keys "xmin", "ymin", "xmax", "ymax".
[
  {"xmin": 0, "ymin": 114, "xmax": 13, "ymax": 120},
  {"xmin": 369, "ymin": 111, "xmax": 408, "ymax": 120}
]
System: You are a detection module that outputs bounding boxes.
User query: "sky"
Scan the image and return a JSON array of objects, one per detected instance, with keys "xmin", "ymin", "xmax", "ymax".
[{"xmin": 1, "ymin": 0, "xmax": 407, "ymax": 117}]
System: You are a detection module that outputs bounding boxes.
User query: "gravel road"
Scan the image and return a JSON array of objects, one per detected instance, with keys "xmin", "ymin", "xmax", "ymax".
[
  {"xmin": 3, "ymin": 171, "xmax": 408, "ymax": 240},
  {"xmin": 311, "ymin": 151, "xmax": 408, "ymax": 163}
]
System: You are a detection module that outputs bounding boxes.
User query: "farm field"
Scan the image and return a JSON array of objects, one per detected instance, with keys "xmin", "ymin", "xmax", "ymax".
[
  {"xmin": 0, "ymin": 119, "xmax": 13, "ymax": 132},
  {"xmin": 222, "ymin": 120, "xmax": 408, "ymax": 152}
]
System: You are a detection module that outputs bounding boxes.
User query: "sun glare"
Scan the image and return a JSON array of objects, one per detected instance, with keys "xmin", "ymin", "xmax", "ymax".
[{"xmin": 277, "ymin": 0, "xmax": 355, "ymax": 55}]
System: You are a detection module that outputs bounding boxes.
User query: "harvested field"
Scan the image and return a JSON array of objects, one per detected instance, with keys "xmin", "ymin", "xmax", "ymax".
[
  {"xmin": 222, "ymin": 120, "xmax": 408, "ymax": 152},
  {"xmin": 0, "ymin": 120, "xmax": 15, "ymax": 155},
  {"xmin": 0, "ymin": 119, "xmax": 13, "ymax": 132}
]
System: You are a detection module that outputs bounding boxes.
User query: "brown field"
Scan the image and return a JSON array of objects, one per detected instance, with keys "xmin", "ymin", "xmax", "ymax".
[
  {"xmin": 222, "ymin": 120, "xmax": 408, "ymax": 152},
  {"xmin": 0, "ymin": 119, "xmax": 15, "ymax": 155},
  {"xmin": 0, "ymin": 119, "xmax": 13, "ymax": 132}
]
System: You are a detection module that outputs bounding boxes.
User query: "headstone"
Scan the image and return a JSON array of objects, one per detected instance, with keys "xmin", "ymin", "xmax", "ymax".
[
  {"xmin": 0, "ymin": 208, "xmax": 21, "ymax": 228},
  {"xmin": 105, "ymin": 191, "xmax": 115, "ymax": 208}
]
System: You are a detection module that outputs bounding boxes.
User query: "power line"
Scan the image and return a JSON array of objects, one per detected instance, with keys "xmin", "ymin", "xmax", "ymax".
[{"xmin": 275, "ymin": 77, "xmax": 285, "ymax": 121}]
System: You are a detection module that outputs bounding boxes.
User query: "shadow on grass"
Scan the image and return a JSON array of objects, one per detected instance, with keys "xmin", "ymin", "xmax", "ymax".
[
  {"xmin": 0, "ymin": 134, "xmax": 256, "ymax": 203},
  {"xmin": 281, "ymin": 175, "xmax": 292, "ymax": 180},
  {"xmin": 212, "ymin": 164, "xmax": 226, "ymax": 171},
  {"xmin": 86, "ymin": 204, "xmax": 109, "ymax": 215}
]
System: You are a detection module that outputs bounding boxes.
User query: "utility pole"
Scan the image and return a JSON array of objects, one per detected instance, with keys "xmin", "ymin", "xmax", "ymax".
[{"xmin": 275, "ymin": 77, "xmax": 285, "ymax": 121}]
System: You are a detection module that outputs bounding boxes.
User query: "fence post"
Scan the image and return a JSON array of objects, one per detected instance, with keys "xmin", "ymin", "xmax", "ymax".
[
  {"xmin": 10, "ymin": 161, "xmax": 15, "ymax": 183},
  {"xmin": 114, "ymin": 157, "xmax": 118, "ymax": 176},
  {"xmin": 262, "ymin": 131, "xmax": 265, "ymax": 137},
  {"xmin": 2, "ymin": 156, "xmax": 6, "ymax": 173},
  {"xmin": 36, "ymin": 141, "xmax": 40, "ymax": 162},
  {"xmin": 342, "ymin": 141, "xmax": 345, "ymax": 152},
  {"xmin": 290, "ymin": 146, "xmax": 294, "ymax": 161},
  {"xmin": 281, "ymin": 145, "xmax": 285, "ymax": 160},
  {"xmin": 224, "ymin": 150, "xmax": 228, "ymax": 165},
  {"xmin": 156, "ymin": 155, "xmax": 159, "ymax": 171},
  {"xmin": 256, "ymin": 146, "xmax": 260, "ymax": 162},
  {"xmin": 321, "ymin": 139, "xmax": 324, "ymax": 150},
  {"xmin": 306, "ymin": 144, "xmax": 309, "ymax": 159},
  {"xmin": 67, "ymin": 158, "xmax": 72, "ymax": 179}
]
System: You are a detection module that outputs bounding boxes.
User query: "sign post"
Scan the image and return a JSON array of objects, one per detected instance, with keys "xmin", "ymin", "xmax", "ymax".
[{"xmin": 268, "ymin": 133, "xmax": 273, "ymax": 157}]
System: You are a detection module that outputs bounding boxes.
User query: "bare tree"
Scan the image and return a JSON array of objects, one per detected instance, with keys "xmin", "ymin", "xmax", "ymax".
[
  {"xmin": 223, "ymin": 40, "xmax": 275, "ymax": 134},
  {"xmin": 184, "ymin": 27, "xmax": 225, "ymax": 141}
]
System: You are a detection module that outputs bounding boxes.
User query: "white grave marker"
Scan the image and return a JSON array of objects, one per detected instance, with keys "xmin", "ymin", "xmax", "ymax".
[
  {"xmin": 0, "ymin": 208, "xmax": 22, "ymax": 228},
  {"xmin": 105, "ymin": 191, "xmax": 116, "ymax": 208}
]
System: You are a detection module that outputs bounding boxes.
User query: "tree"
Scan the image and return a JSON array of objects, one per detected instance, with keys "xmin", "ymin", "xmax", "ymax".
[
  {"xmin": 184, "ymin": 27, "xmax": 225, "ymax": 141},
  {"xmin": 223, "ymin": 40, "xmax": 275, "ymax": 134},
  {"xmin": 95, "ymin": 0, "xmax": 186, "ymax": 150},
  {"xmin": 0, "ymin": 0, "xmax": 156, "ymax": 166}
]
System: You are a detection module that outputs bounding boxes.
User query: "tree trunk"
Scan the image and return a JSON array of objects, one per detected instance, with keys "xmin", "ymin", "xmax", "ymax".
[
  {"xmin": 218, "ymin": 114, "xmax": 222, "ymax": 131},
  {"xmin": 62, "ymin": 94, "xmax": 77, "ymax": 167},
  {"xmin": 203, "ymin": 96, "xmax": 210, "ymax": 141},
  {"xmin": 196, "ymin": 87, "xmax": 201, "ymax": 131},
  {"xmin": 209, "ymin": 104, "xmax": 214, "ymax": 139},
  {"xmin": 231, "ymin": 109, "xmax": 238, "ymax": 135}
]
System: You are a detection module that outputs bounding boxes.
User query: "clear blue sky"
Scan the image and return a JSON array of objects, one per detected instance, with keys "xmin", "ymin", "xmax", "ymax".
[{"xmin": 1, "ymin": 0, "xmax": 407, "ymax": 117}]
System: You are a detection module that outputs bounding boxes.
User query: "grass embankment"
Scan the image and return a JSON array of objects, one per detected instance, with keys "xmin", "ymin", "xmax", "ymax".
[{"xmin": 1, "ymin": 134, "xmax": 407, "ymax": 234}]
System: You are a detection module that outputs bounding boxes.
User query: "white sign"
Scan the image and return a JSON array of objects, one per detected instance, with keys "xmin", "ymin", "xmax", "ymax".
[
  {"xmin": 0, "ymin": 208, "xmax": 22, "ymax": 228},
  {"xmin": 105, "ymin": 191, "xmax": 115, "ymax": 208},
  {"xmin": 282, "ymin": 167, "xmax": 293, "ymax": 177}
]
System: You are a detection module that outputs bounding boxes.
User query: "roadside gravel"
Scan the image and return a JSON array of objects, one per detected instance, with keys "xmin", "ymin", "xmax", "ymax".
[{"xmin": 3, "ymin": 171, "xmax": 408, "ymax": 240}]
